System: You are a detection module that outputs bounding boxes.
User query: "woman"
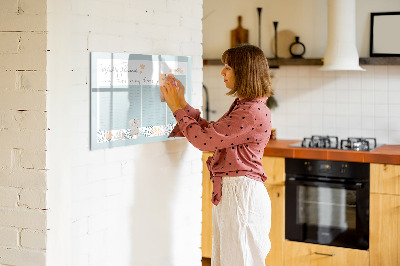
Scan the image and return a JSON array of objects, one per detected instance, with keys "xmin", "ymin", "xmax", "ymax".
[{"xmin": 161, "ymin": 44, "xmax": 273, "ymax": 266}]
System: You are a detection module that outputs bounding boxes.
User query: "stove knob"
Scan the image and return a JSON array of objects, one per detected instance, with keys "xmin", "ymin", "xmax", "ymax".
[
  {"xmin": 305, "ymin": 162, "xmax": 312, "ymax": 171},
  {"xmin": 340, "ymin": 164, "xmax": 347, "ymax": 174}
]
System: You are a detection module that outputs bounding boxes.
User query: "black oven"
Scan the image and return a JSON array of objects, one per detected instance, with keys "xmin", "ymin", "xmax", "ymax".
[{"xmin": 285, "ymin": 158, "xmax": 369, "ymax": 250}]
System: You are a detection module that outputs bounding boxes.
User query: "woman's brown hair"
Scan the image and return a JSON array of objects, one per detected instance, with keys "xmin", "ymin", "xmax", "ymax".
[{"xmin": 221, "ymin": 44, "xmax": 273, "ymax": 99}]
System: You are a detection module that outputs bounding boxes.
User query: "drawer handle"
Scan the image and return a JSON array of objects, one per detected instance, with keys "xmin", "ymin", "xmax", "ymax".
[{"xmin": 314, "ymin": 252, "xmax": 335, "ymax": 257}]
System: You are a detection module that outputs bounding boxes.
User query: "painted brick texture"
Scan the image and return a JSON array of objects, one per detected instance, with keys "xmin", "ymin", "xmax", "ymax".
[
  {"xmin": 0, "ymin": 0, "xmax": 48, "ymax": 265},
  {"xmin": 46, "ymin": 0, "xmax": 203, "ymax": 266}
]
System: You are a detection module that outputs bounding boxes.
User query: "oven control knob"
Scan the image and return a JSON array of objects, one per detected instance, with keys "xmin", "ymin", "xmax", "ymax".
[
  {"xmin": 340, "ymin": 164, "xmax": 347, "ymax": 174},
  {"xmin": 304, "ymin": 161, "xmax": 312, "ymax": 171}
]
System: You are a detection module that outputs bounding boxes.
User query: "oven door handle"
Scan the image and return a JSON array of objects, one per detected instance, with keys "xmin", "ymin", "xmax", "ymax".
[{"xmin": 287, "ymin": 177, "xmax": 364, "ymax": 189}]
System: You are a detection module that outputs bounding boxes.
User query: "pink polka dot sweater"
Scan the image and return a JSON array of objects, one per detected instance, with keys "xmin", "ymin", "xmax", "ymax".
[{"xmin": 169, "ymin": 97, "xmax": 271, "ymax": 206}]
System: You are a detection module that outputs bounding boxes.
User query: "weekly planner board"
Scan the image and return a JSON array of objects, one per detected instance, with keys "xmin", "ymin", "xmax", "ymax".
[{"xmin": 90, "ymin": 52, "xmax": 192, "ymax": 150}]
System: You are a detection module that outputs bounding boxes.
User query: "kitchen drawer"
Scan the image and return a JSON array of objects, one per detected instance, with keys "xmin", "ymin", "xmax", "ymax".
[{"xmin": 284, "ymin": 241, "xmax": 369, "ymax": 266}]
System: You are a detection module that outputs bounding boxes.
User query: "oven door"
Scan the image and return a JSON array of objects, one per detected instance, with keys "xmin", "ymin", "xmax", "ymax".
[{"xmin": 285, "ymin": 177, "xmax": 369, "ymax": 250}]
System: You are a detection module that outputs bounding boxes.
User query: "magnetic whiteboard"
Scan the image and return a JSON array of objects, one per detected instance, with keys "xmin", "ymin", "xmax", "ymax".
[{"xmin": 90, "ymin": 52, "xmax": 192, "ymax": 150}]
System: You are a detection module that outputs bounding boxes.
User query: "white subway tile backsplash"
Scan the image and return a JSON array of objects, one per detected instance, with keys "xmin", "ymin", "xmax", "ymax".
[
  {"xmin": 361, "ymin": 90, "xmax": 375, "ymax": 104},
  {"xmin": 388, "ymin": 75, "xmax": 400, "ymax": 91},
  {"xmin": 298, "ymin": 67, "xmax": 311, "ymax": 78},
  {"xmin": 348, "ymin": 116, "xmax": 362, "ymax": 129},
  {"xmin": 322, "ymin": 70, "xmax": 335, "ymax": 78},
  {"xmin": 335, "ymin": 73, "xmax": 349, "ymax": 90},
  {"xmin": 388, "ymin": 91, "xmax": 400, "ymax": 104},
  {"xmin": 311, "ymin": 114, "xmax": 324, "ymax": 128},
  {"xmin": 336, "ymin": 90, "xmax": 349, "ymax": 103},
  {"xmin": 388, "ymin": 104, "xmax": 400, "ymax": 117},
  {"xmin": 336, "ymin": 103, "xmax": 349, "ymax": 116},
  {"xmin": 374, "ymin": 65, "xmax": 388, "ymax": 77},
  {"xmin": 361, "ymin": 75, "xmax": 374, "ymax": 91},
  {"xmin": 349, "ymin": 128, "xmax": 362, "ymax": 137},
  {"xmin": 375, "ymin": 117, "xmax": 389, "ymax": 129},
  {"xmin": 348, "ymin": 90, "xmax": 362, "ymax": 103},
  {"xmin": 374, "ymin": 90, "xmax": 388, "ymax": 104},
  {"xmin": 285, "ymin": 66, "xmax": 298, "ymax": 77},
  {"xmin": 375, "ymin": 104, "xmax": 389, "ymax": 117},
  {"xmin": 323, "ymin": 87, "xmax": 336, "ymax": 103},
  {"xmin": 389, "ymin": 117, "xmax": 400, "ymax": 131},
  {"xmin": 348, "ymin": 103, "xmax": 362, "ymax": 116},
  {"xmin": 286, "ymin": 77, "xmax": 299, "ymax": 89},
  {"xmin": 388, "ymin": 131, "xmax": 400, "ymax": 143},
  {"xmin": 361, "ymin": 129, "xmax": 375, "ymax": 138},
  {"xmin": 310, "ymin": 66, "xmax": 324, "ymax": 77},
  {"xmin": 348, "ymin": 71, "xmax": 362, "ymax": 90},
  {"xmin": 374, "ymin": 130, "xmax": 389, "ymax": 144},
  {"xmin": 361, "ymin": 104, "xmax": 375, "ymax": 117},
  {"xmin": 388, "ymin": 65, "xmax": 400, "ymax": 76},
  {"xmin": 374, "ymin": 77, "xmax": 388, "ymax": 91},
  {"xmin": 362, "ymin": 116, "xmax": 375, "ymax": 130},
  {"xmin": 336, "ymin": 115, "xmax": 348, "ymax": 129},
  {"xmin": 298, "ymin": 77, "xmax": 311, "ymax": 89},
  {"xmin": 323, "ymin": 103, "xmax": 336, "ymax": 115},
  {"xmin": 204, "ymin": 65, "xmax": 400, "ymax": 144},
  {"xmin": 310, "ymin": 77, "xmax": 324, "ymax": 90},
  {"xmin": 323, "ymin": 115, "xmax": 336, "ymax": 129}
]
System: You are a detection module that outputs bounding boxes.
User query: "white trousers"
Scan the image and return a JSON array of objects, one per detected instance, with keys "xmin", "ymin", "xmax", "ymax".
[{"xmin": 212, "ymin": 176, "xmax": 271, "ymax": 266}]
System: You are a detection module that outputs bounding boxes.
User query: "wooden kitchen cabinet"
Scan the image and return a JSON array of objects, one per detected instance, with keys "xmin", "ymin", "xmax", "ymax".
[
  {"xmin": 284, "ymin": 241, "xmax": 369, "ymax": 266},
  {"xmin": 264, "ymin": 184, "xmax": 285, "ymax": 266},
  {"xmin": 370, "ymin": 193, "xmax": 400, "ymax": 266},
  {"xmin": 370, "ymin": 163, "xmax": 400, "ymax": 195},
  {"xmin": 262, "ymin": 156, "xmax": 285, "ymax": 266},
  {"xmin": 201, "ymin": 154, "xmax": 286, "ymax": 266},
  {"xmin": 202, "ymin": 152, "xmax": 213, "ymax": 258},
  {"xmin": 370, "ymin": 163, "xmax": 400, "ymax": 266}
]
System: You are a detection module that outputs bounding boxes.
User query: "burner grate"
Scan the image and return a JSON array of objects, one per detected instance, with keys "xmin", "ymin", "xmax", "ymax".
[
  {"xmin": 301, "ymin": 135, "xmax": 339, "ymax": 149},
  {"xmin": 296, "ymin": 136, "xmax": 378, "ymax": 151},
  {"xmin": 340, "ymin": 137, "xmax": 377, "ymax": 151}
]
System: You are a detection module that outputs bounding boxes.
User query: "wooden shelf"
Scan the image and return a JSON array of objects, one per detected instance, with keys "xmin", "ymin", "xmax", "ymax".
[
  {"xmin": 359, "ymin": 57, "xmax": 400, "ymax": 65},
  {"xmin": 203, "ymin": 58, "xmax": 323, "ymax": 67},
  {"xmin": 268, "ymin": 58, "xmax": 322, "ymax": 67},
  {"xmin": 203, "ymin": 57, "xmax": 400, "ymax": 67}
]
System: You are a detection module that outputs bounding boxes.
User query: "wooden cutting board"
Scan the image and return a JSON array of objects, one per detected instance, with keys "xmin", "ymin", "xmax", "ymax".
[{"xmin": 231, "ymin": 16, "xmax": 249, "ymax": 48}]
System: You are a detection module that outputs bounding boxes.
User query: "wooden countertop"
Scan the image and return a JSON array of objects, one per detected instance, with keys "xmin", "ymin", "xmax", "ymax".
[{"xmin": 263, "ymin": 139, "xmax": 400, "ymax": 165}]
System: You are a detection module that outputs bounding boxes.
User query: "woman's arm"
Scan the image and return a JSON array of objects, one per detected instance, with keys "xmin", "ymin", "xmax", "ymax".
[
  {"xmin": 172, "ymin": 106, "xmax": 257, "ymax": 152},
  {"xmin": 162, "ymin": 76, "xmax": 211, "ymax": 137}
]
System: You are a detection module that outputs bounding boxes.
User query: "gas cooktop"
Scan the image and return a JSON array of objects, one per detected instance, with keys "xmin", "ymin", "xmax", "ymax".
[{"xmin": 289, "ymin": 135, "xmax": 382, "ymax": 151}]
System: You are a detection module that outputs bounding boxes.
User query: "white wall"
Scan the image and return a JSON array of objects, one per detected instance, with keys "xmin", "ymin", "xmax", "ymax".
[
  {"xmin": 0, "ymin": 0, "xmax": 48, "ymax": 265},
  {"xmin": 203, "ymin": 0, "xmax": 400, "ymax": 58},
  {"xmin": 47, "ymin": 0, "xmax": 203, "ymax": 266},
  {"xmin": 203, "ymin": 0, "xmax": 400, "ymax": 145}
]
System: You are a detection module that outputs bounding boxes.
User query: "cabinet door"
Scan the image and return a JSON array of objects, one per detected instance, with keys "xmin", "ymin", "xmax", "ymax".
[
  {"xmin": 284, "ymin": 241, "xmax": 369, "ymax": 266},
  {"xmin": 264, "ymin": 184, "xmax": 284, "ymax": 266},
  {"xmin": 261, "ymin": 156, "xmax": 285, "ymax": 185},
  {"xmin": 370, "ymin": 163, "xmax": 400, "ymax": 195},
  {"xmin": 370, "ymin": 193, "xmax": 400, "ymax": 266},
  {"xmin": 202, "ymin": 152, "xmax": 213, "ymax": 258}
]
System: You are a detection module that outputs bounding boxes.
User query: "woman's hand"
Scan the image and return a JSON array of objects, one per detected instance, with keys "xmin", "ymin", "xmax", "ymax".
[
  {"xmin": 160, "ymin": 75, "xmax": 185, "ymax": 113},
  {"xmin": 167, "ymin": 74, "xmax": 187, "ymax": 108}
]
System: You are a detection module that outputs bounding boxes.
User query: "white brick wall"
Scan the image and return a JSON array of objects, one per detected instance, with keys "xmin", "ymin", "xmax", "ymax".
[
  {"xmin": 2, "ymin": 0, "xmax": 203, "ymax": 265},
  {"xmin": 47, "ymin": 1, "xmax": 203, "ymax": 266},
  {"xmin": 0, "ymin": 0, "xmax": 48, "ymax": 265}
]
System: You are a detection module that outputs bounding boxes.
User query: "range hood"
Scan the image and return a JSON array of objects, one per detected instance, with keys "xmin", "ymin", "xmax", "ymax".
[{"xmin": 320, "ymin": 0, "xmax": 365, "ymax": 71}]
